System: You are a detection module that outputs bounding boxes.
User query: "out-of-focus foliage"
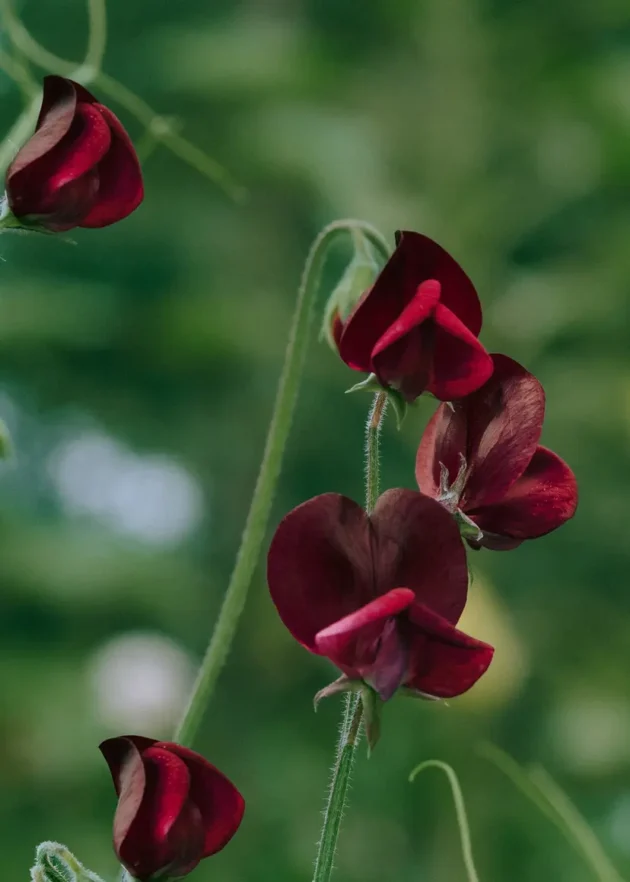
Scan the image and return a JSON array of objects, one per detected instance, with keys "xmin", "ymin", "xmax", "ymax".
[{"xmin": 0, "ymin": 1, "xmax": 629, "ymax": 881}]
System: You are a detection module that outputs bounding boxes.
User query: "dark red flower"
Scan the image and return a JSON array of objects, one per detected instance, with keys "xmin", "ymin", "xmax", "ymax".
[
  {"xmin": 100, "ymin": 736, "xmax": 244, "ymax": 881},
  {"xmin": 415, "ymin": 353, "xmax": 578, "ymax": 550},
  {"xmin": 337, "ymin": 231, "xmax": 493, "ymax": 402},
  {"xmin": 267, "ymin": 489, "xmax": 493, "ymax": 701},
  {"xmin": 4, "ymin": 76, "xmax": 143, "ymax": 232}
]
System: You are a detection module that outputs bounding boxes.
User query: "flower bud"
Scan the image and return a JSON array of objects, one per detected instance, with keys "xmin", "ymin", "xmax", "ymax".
[
  {"xmin": 321, "ymin": 231, "xmax": 381, "ymax": 350},
  {"xmin": 100, "ymin": 736, "xmax": 244, "ymax": 881},
  {"xmin": 4, "ymin": 76, "xmax": 143, "ymax": 234},
  {"xmin": 30, "ymin": 843, "xmax": 103, "ymax": 882}
]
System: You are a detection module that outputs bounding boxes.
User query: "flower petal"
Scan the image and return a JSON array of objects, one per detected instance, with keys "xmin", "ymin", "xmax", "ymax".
[
  {"xmin": 100, "ymin": 736, "xmax": 200, "ymax": 880},
  {"xmin": 267, "ymin": 493, "xmax": 373, "ymax": 652},
  {"xmin": 468, "ymin": 445, "xmax": 578, "ymax": 545},
  {"xmin": 416, "ymin": 354, "xmax": 545, "ymax": 510},
  {"xmin": 80, "ymin": 103, "xmax": 144, "ymax": 227},
  {"xmin": 405, "ymin": 603, "xmax": 494, "ymax": 697},
  {"xmin": 428, "ymin": 304, "xmax": 494, "ymax": 401},
  {"xmin": 6, "ymin": 77, "xmax": 77, "ymax": 186},
  {"xmin": 370, "ymin": 489, "xmax": 469, "ymax": 624},
  {"xmin": 369, "ymin": 279, "xmax": 440, "ymax": 401},
  {"xmin": 157, "ymin": 743, "xmax": 245, "ymax": 858},
  {"xmin": 339, "ymin": 231, "xmax": 481, "ymax": 372},
  {"xmin": 315, "ymin": 588, "xmax": 415, "ymax": 700}
]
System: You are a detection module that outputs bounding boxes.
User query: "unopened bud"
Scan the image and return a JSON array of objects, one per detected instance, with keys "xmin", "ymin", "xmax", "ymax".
[
  {"xmin": 31, "ymin": 843, "xmax": 104, "ymax": 882},
  {"xmin": 321, "ymin": 231, "xmax": 381, "ymax": 350}
]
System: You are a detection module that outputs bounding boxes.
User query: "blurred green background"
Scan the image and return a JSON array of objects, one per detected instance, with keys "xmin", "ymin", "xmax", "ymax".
[{"xmin": 1, "ymin": 0, "xmax": 629, "ymax": 880}]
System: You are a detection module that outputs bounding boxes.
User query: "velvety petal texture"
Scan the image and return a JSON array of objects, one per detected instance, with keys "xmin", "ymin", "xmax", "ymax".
[
  {"xmin": 267, "ymin": 488, "xmax": 493, "ymax": 700},
  {"xmin": 6, "ymin": 76, "xmax": 143, "ymax": 232},
  {"xmin": 416, "ymin": 353, "xmax": 578, "ymax": 549},
  {"xmin": 337, "ymin": 231, "xmax": 493, "ymax": 402},
  {"xmin": 100, "ymin": 736, "xmax": 244, "ymax": 881}
]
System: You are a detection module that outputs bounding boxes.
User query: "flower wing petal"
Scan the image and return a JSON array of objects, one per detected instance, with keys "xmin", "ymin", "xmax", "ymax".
[
  {"xmin": 469, "ymin": 445, "xmax": 578, "ymax": 544},
  {"xmin": 428, "ymin": 304, "xmax": 493, "ymax": 401},
  {"xmin": 80, "ymin": 104, "xmax": 144, "ymax": 227},
  {"xmin": 157, "ymin": 743, "xmax": 245, "ymax": 858},
  {"xmin": 405, "ymin": 603, "xmax": 494, "ymax": 697}
]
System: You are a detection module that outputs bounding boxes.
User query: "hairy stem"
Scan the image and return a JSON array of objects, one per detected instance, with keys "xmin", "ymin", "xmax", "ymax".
[
  {"xmin": 311, "ymin": 390, "xmax": 390, "ymax": 882},
  {"xmin": 175, "ymin": 221, "xmax": 390, "ymax": 747}
]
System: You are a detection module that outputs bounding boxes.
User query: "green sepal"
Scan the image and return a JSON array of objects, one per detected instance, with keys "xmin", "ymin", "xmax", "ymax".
[
  {"xmin": 453, "ymin": 509, "xmax": 483, "ymax": 543},
  {"xmin": 360, "ymin": 684, "xmax": 383, "ymax": 755},
  {"xmin": 313, "ymin": 675, "xmax": 361, "ymax": 711},
  {"xmin": 345, "ymin": 376, "xmax": 408, "ymax": 429},
  {"xmin": 345, "ymin": 373, "xmax": 383, "ymax": 396}
]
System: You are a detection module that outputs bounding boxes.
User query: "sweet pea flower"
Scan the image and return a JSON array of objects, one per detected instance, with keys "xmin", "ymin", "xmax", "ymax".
[
  {"xmin": 415, "ymin": 353, "xmax": 578, "ymax": 550},
  {"xmin": 100, "ymin": 736, "xmax": 244, "ymax": 881},
  {"xmin": 267, "ymin": 489, "xmax": 493, "ymax": 701},
  {"xmin": 336, "ymin": 231, "xmax": 493, "ymax": 402},
  {"xmin": 3, "ymin": 76, "xmax": 143, "ymax": 232}
]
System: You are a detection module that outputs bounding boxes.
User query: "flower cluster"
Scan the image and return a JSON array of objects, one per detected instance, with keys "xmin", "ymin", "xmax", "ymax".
[
  {"xmin": 9, "ymin": 77, "xmax": 578, "ymax": 882},
  {"xmin": 268, "ymin": 231, "xmax": 577, "ymax": 720}
]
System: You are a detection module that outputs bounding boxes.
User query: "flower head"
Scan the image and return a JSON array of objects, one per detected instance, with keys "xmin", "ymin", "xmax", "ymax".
[
  {"xmin": 100, "ymin": 736, "xmax": 244, "ymax": 881},
  {"xmin": 5, "ymin": 76, "xmax": 143, "ymax": 232},
  {"xmin": 267, "ymin": 489, "xmax": 493, "ymax": 701},
  {"xmin": 415, "ymin": 353, "xmax": 578, "ymax": 549},
  {"xmin": 336, "ymin": 231, "xmax": 493, "ymax": 402}
]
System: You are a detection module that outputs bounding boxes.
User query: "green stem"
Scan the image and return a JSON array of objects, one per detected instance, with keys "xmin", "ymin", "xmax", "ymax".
[
  {"xmin": 409, "ymin": 760, "xmax": 481, "ymax": 882},
  {"xmin": 312, "ymin": 694, "xmax": 363, "ymax": 882},
  {"xmin": 365, "ymin": 391, "xmax": 388, "ymax": 513},
  {"xmin": 311, "ymin": 390, "xmax": 390, "ymax": 882},
  {"xmin": 175, "ymin": 220, "xmax": 390, "ymax": 747}
]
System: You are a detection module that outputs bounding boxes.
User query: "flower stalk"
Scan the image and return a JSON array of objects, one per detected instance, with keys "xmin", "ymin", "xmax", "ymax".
[
  {"xmin": 310, "ymin": 389, "xmax": 388, "ymax": 882},
  {"xmin": 175, "ymin": 221, "xmax": 390, "ymax": 747}
]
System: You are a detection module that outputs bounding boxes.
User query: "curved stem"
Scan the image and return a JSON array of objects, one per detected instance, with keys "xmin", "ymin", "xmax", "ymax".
[
  {"xmin": 409, "ymin": 760, "xmax": 481, "ymax": 882},
  {"xmin": 311, "ymin": 389, "xmax": 390, "ymax": 882},
  {"xmin": 175, "ymin": 220, "xmax": 390, "ymax": 747},
  {"xmin": 84, "ymin": 0, "xmax": 108, "ymax": 75}
]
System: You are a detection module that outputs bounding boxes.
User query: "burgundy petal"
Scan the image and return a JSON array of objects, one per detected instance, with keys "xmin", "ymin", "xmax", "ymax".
[
  {"xmin": 315, "ymin": 588, "xmax": 415, "ymax": 699},
  {"xmin": 7, "ymin": 100, "xmax": 111, "ymax": 225},
  {"xmin": 428, "ymin": 304, "xmax": 494, "ymax": 401},
  {"xmin": 158, "ymin": 742, "xmax": 245, "ymax": 857},
  {"xmin": 339, "ymin": 231, "xmax": 482, "ymax": 373},
  {"xmin": 267, "ymin": 493, "xmax": 374, "ymax": 651},
  {"xmin": 416, "ymin": 354, "xmax": 545, "ymax": 510},
  {"xmin": 370, "ymin": 280, "xmax": 440, "ymax": 401},
  {"xmin": 370, "ymin": 489, "xmax": 469, "ymax": 624},
  {"xmin": 100, "ymin": 735, "xmax": 157, "ymax": 795},
  {"xmin": 100, "ymin": 737, "xmax": 200, "ymax": 880},
  {"xmin": 80, "ymin": 103, "xmax": 144, "ymax": 227},
  {"xmin": 415, "ymin": 401, "xmax": 466, "ymax": 499},
  {"xmin": 405, "ymin": 603, "xmax": 494, "ymax": 697},
  {"xmin": 123, "ymin": 746, "xmax": 197, "ymax": 877},
  {"xmin": 468, "ymin": 445, "xmax": 578, "ymax": 544},
  {"xmin": 6, "ymin": 78, "xmax": 76, "ymax": 184}
]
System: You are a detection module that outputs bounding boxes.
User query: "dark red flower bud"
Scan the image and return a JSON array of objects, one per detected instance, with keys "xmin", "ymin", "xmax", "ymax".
[
  {"xmin": 4, "ymin": 76, "xmax": 143, "ymax": 232},
  {"xmin": 415, "ymin": 353, "xmax": 578, "ymax": 549},
  {"xmin": 337, "ymin": 231, "xmax": 493, "ymax": 402},
  {"xmin": 267, "ymin": 489, "xmax": 493, "ymax": 701},
  {"xmin": 99, "ymin": 736, "xmax": 244, "ymax": 881}
]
